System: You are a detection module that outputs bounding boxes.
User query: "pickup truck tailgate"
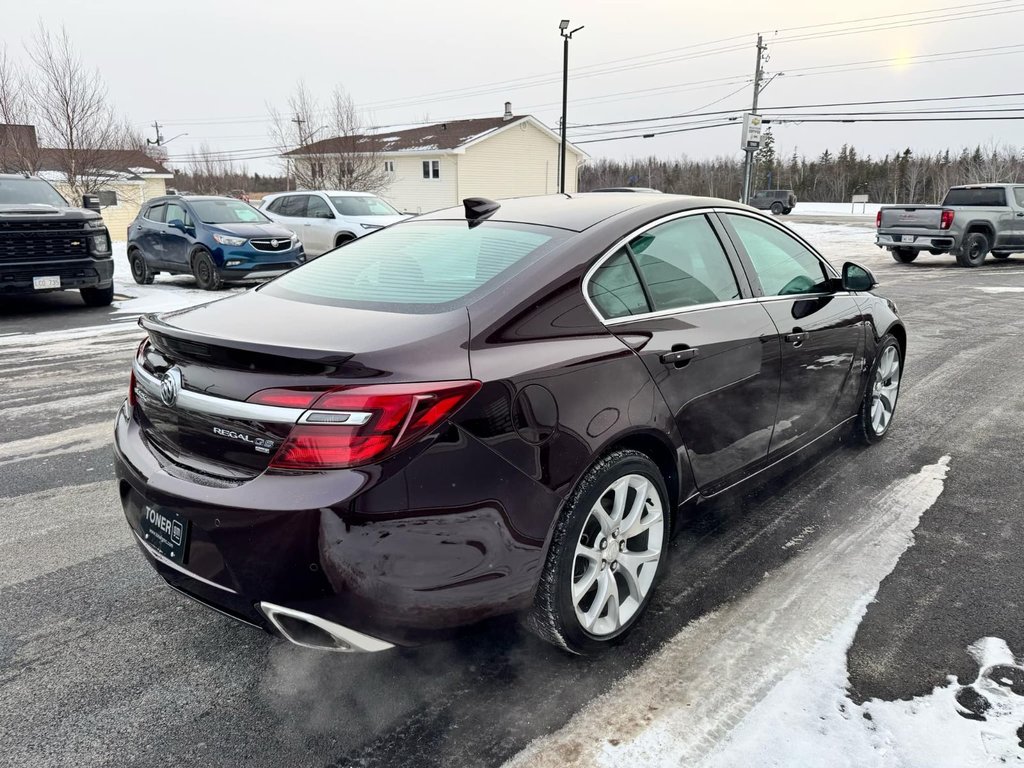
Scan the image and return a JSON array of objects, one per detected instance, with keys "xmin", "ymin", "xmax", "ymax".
[{"xmin": 879, "ymin": 206, "xmax": 943, "ymax": 231}]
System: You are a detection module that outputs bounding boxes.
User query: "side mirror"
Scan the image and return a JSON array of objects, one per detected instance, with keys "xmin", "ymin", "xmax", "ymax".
[
  {"xmin": 842, "ymin": 261, "xmax": 877, "ymax": 292},
  {"xmin": 167, "ymin": 218, "xmax": 186, "ymax": 231},
  {"xmin": 82, "ymin": 194, "xmax": 101, "ymax": 211}
]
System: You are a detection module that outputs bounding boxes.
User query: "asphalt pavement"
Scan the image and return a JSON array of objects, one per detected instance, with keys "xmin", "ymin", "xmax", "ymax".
[{"xmin": 2, "ymin": 220, "xmax": 1023, "ymax": 767}]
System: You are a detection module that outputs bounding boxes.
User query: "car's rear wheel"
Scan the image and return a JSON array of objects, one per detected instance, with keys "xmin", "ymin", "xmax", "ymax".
[
  {"xmin": 854, "ymin": 334, "xmax": 902, "ymax": 444},
  {"xmin": 527, "ymin": 450, "xmax": 669, "ymax": 654},
  {"xmin": 191, "ymin": 249, "xmax": 223, "ymax": 290},
  {"xmin": 891, "ymin": 248, "xmax": 918, "ymax": 263},
  {"xmin": 80, "ymin": 284, "xmax": 114, "ymax": 307},
  {"xmin": 957, "ymin": 232, "xmax": 990, "ymax": 267},
  {"xmin": 129, "ymin": 248, "xmax": 155, "ymax": 285},
  {"xmin": 770, "ymin": 202, "xmax": 784, "ymax": 215},
  {"xmin": 992, "ymin": 251, "xmax": 1011, "ymax": 260}
]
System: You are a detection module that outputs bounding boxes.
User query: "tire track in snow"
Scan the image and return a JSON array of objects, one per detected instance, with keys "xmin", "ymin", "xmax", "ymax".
[{"xmin": 503, "ymin": 455, "xmax": 952, "ymax": 768}]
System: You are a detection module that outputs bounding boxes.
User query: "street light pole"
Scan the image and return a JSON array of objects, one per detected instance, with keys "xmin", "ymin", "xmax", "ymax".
[{"xmin": 559, "ymin": 20, "xmax": 583, "ymax": 194}]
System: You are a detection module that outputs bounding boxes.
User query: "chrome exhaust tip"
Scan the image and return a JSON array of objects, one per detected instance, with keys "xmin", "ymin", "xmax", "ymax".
[{"xmin": 258, "ymin": 602, "xmax": 394, "ymax": 653}]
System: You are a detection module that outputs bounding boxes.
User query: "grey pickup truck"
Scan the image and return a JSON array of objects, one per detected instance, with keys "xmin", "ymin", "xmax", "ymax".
[{"xmin": 876, "ymin": 184, "xmax": 1024, "ymax": 267}]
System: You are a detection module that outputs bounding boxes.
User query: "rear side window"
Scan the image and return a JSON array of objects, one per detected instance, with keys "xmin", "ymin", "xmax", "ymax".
[
  {"xmin": 725, "ymin": 214, "xmax": 830, "ymax": 296},
  {"xmin": 942, "ymin": 187, "xmax": 1007, "ymax": 206},
  {"xmin": 588, "ymin": 248, "xmax": 649, "ymax": 319},
  {"xmin": 145, "ymin": 204, "xmax": 166, "ymax": 223},
  {"xmin": 630, "ymin": 215, "xmax": 740, "ymax": 310},
  {"xmin": 1014, "ymin": 187, "xmax": 1024, "ymax": 207},
  {"xmin": 263, "ymin": 220, "xmax": 567, "ymax": 311},
  {"xmin": 277, "ymin": 195, "xmax": 308, "ymax": 217}
]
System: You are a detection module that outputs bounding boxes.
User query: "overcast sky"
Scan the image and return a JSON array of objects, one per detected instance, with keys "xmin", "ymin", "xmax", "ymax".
[{"xmin": 2, "ymin": 0, "xmax": 1021, "ymax": 174}]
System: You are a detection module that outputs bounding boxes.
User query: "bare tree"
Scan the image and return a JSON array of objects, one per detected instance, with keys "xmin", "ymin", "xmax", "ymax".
[
  {"xmin": 26, "ymin": 23, "xmax": 136, "ymax": 199},
  {"xmin": 0, "ymin": 44, "xmax": 42, "ymax": 172},
  {"xmin": 268, "ymin": 81, "xmax": 391, "ymax": 193}
]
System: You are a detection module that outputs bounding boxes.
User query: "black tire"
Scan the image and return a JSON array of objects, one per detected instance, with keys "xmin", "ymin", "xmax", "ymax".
[
  {"xmin": 992, "ymin": 251, "xmax": 1011, "ymax": 260},
  {"xmin": 891, "ymin": 248, "xmax": 918, "ymax": 264},
  {"xmin": 80, "ymin": 284, "xmax": 114, "ymax": 307},
  {"xmin": 957, "ymin": 231, "xmax": 990, "ymax": 267},
  {"xmin": 781, "ymin": 207, "xmax": 792, "ymax": 215},
  {"xmin": 129, "ymin": 248, "xmax": 155, "ymax": 285},
  {"xmin": 770, "ymin": 201, "xmax": 784, "ymax": 215},
  {"xmin": 191, "ymin": 249, "xmax": 223, "ymax": 290},
  {"xmin": 525, "ymin": 449, "xmax": 671, "ymax": 654},
  {"xmin": 854, "ymin": 334, "xmax": 902, "ymax": 445}
]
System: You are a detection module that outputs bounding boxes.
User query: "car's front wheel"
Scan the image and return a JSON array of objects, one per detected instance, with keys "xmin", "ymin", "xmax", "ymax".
[
  {"xmin": 854, "ymin": 334, "xmax": 902, "ymax": 444},
  {"xmin": 191, "ymin": 249, "xmax": 223, "ymax": 290},
  {"xmin": 527, "ymin": 450, "xmax": 669, "ymax": 654},
  {"xmin": 80, "ymin": 284, "xmax": 114, "ymax": 307}
]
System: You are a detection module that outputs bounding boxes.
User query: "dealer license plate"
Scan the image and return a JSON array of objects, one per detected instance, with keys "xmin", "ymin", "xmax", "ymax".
[
  {"xmin": 139, "ymin": 505, "xmax": 190, "ymax": 564},
  {"xmin": 33, "ymin": 275, "xmax": 61, "ymax": 290}
]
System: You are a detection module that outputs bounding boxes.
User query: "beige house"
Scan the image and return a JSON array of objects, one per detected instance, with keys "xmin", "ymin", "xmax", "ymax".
[
  {"xmin": 1, "ymin": 123, "xmax": 172, "ymax": 240},
  {"xmin": 283, "ymin": 111, "xmax": 588, "ymax": 214}
]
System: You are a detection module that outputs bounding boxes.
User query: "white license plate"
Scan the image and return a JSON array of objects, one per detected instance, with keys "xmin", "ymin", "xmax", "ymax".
[
  {"xmin": 900, "ymin": 235, "xmax": 915, "ymax": 244},
  {"xmin": 32, "ymin": 275, "xmax": 61, "ymax": 290}
]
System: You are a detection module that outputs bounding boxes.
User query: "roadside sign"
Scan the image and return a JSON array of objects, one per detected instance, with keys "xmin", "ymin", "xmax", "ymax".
[{"xmin": 741, "ymin": 114, "xmax": 762, "ymax": 150}]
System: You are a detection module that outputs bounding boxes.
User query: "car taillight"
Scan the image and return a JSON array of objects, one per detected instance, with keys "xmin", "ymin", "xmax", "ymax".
[
  {"xmin": 266, "ymin": 380, "xmax": 482, "ymax": 470},
  {"xmin": 128, "ymin": 368, "xmax": 138, "ymax": 408},
  {"xmin": 940, "ymin": 209, "xmax": 955, "ymax": 230},
  {"xmin": 875, "ymin": 210, "xmax": 882, "ymax": 228}
]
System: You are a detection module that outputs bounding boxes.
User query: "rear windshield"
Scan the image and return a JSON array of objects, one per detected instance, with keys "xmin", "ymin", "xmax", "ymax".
[
  {"xmin": 0, "ymin": 177, "xmax": 68, "ymax": 207},
  {"xmin": 262, "ymin": 220, "xmax": 567, "ymax": 312},
  {"xmin": 189, "ymin": 199, "xmax": 269, "ymax": 224},
  {"xmin": 942, "ymin": 187, "xmax": 1007, "ymax": 207}
]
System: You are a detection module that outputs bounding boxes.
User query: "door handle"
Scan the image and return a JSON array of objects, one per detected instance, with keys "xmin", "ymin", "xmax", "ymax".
[
  {"xmin": 784, "ymin": 330, "xmax": 809, "ymax": 346},
  {"xmin": 660, "ymin": 346, "xmax": 699, "ymax": 367}
]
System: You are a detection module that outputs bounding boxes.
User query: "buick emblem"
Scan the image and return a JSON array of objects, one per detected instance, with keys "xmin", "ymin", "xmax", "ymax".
[
  {"xmin": 270, "ymin": 239, "xmax": 279, "ymax": 248},
  {"xmin": 159, "ymin": 367, "xmax": 182, "ymax": 407}
]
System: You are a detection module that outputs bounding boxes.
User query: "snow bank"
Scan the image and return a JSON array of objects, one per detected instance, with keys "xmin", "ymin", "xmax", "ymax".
[{"xmin": 794, "ymin": 202, "xmax": 885, "ymax": 218}]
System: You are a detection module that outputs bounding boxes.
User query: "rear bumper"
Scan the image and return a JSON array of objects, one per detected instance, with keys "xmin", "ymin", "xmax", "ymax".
[
  {"xmin": 0, "ymin": 256, "xmax": 114, "ymax": 294},
  {"xmin": 876, "ymin": 232, "xmax": 956, "ymax": 251},
  {"xmin": 112, "ymin": 400, "xmax": 560, "ymax": 648}
]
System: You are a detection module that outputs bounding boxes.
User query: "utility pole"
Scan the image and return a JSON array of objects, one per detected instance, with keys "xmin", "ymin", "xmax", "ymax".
[
  {"xmin": 741, "ymin": 34, "xmax": 767, "ymax": 205},
  {"xmin": 559, "ymin": 20, "xmax": 583, "ymax": 194},
  {"xmin": 146, "ymin": 120, "xmax": 164, "ymax": 146}
]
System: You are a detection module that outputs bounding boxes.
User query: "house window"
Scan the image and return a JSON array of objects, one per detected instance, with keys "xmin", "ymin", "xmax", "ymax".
[
  {"xmin": 422, "ymin": 160, "xmax": 440, "ymax": 180},
  {"xmin": 384, "ymin": 160, "xmax": 395, "ymax": 173},
  {"xmin": 97, "ymin": 189, "xmax": 118, "ymax": 207}
]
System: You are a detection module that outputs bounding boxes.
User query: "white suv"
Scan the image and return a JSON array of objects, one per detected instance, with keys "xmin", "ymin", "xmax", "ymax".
[{"xmin": 261, "ymin": 191, "xmax": 407, "ymax": 257}]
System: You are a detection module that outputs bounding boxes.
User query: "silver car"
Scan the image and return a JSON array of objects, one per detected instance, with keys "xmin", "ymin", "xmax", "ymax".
[{"xmin": 261, "ymin": 190, "xmax": 408, "ymax": 257}]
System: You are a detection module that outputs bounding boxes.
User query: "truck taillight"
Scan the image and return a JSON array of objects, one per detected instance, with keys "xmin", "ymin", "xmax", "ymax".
[
  {"xmin": 940, "ymin": 209, "xmax": 955, "ymax": 230},
  {"xmin": 875, "ymin": 210, "xmax": 882, "ymax": 228},
  {"xmin": 263, "ymin": 380, "xmax": 482, "ymax": 470}
]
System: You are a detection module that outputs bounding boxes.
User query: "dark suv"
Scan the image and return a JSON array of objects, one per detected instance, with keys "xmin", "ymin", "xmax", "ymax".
[
  {"xmin": 126, "ymin": 195, "xmax": 304, "ymax": 290},
  {"xmin": 0, "ymin": 174, "xmax": 114, "ymax": 306},
  {"xmin": 749, "ymin": 189, "xmax": 797, "ymax": 215}
]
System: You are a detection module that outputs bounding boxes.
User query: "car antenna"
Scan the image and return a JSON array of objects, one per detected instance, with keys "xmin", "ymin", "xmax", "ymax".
[{"xmin": 463, "ymin": 197, "xmax": 500, "ymax": 227}]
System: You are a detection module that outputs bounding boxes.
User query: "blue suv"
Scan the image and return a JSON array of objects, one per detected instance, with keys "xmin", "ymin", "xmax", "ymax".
[{"xmin": 127, "ymin": 196, "xmax": 304, "ymax": 290}]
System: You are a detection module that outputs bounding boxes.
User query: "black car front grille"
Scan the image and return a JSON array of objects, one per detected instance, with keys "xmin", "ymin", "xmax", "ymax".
[
  {"xmin": 249, "ymin": 238, "xmax": 293, "ymax": 252},
  {"xmin": 246, "ymin": 262, "xmax": 295, "ymax": 272},
  {"xmin": 0, "ymin": 231, "xmax": 90, "ymax": 261}
]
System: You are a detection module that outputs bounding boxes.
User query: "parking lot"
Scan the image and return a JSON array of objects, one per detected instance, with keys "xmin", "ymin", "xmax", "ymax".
[{"xmin": 2, "ymin": 217, "xmax": 1024, "ymax": 767}]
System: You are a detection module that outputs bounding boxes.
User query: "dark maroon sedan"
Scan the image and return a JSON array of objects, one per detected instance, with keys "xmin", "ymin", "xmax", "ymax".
[{"xmin": 114, "ymin": 193, "xmax": 905, "ymax": 654}]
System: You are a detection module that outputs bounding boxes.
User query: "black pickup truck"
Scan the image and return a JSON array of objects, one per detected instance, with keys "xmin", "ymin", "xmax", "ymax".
[{"xmin": 0, "ymin": 174, "xmax": 115, "ymax": 306}]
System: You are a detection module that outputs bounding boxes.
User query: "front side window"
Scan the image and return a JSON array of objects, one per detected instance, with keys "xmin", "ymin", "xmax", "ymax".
[
  {"xmin": 306, "ymin": 195, "xmax": 332, "ymax": 219},
  {"xmin": 189, "ymin": 198, "xmax": 269, "ymax": 224},
  {"xmin": 587, "ymin": 247, "xmax": 649, "ymax": 320},
  {"xmin": 725, "ymin": 214, "xmax": 830, "ymax": 296},
  {"xmin": 263, "ymin": 220, "xmax": 566, "ymax": 311},
  {"xmin": 422, "ymin": 160, "xmax": 440, "ymax": 180},
  {"xmin": 630, "ymin": 215, "xmax": 740, "ymax": 310},
  {"xmin": 164, "ymin": 202, "xmax": 192, "ymax": 227}
]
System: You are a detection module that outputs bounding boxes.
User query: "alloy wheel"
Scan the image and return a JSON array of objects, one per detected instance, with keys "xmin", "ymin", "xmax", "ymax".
[
  {"xmin": 871, "ymin": 345, "xmax": 901, "ymax": 434},
  {"xmin": 571, "ymin": 474, "xmax": 665, "ymax": 637}
]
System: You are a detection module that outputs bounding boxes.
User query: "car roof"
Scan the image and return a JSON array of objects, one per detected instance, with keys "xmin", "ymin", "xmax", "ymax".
[
  {"xmin": 145, "ymin": 195, "xmax": 244, "ymax": 204},
  {"xmin": 416, "ymin": 192, "xmax": 750, "ymax": 232},
  {"xmin": 264, "ymin": 190, "xmax": 378, "ymax": 199}
]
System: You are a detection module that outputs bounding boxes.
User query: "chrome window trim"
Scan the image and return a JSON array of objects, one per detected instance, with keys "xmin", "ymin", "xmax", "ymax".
[
  {"xmin": 133, "ymin": 362, "xmax": 305, "ymax": 424},
  {"xmin": 582, "ymin": 206, "xmax": 843, "ymax": 327}
]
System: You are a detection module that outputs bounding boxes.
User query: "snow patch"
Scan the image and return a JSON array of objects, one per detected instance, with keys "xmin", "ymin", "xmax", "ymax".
[{"xmin": 975, "ymin": 286, "xmax": 1024, "ymax": 294}]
